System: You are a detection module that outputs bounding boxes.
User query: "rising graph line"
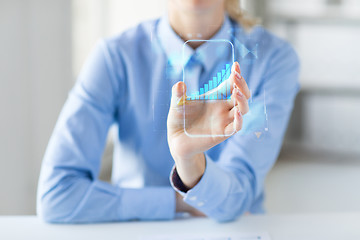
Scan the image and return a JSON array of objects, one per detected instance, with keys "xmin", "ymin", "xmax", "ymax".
[
  {"xmin": 187, "ymin": 63, "xmax": 232, "ymax": 100},
  {"xmin": 183, "ymin": 39, "xmax": 235, "ymax": 101}
]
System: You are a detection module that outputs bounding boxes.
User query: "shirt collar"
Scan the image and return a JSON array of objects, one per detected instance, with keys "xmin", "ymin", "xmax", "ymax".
[{"xmin": 157, "ymin": 14, "xmax": 233, "ymax": 74}]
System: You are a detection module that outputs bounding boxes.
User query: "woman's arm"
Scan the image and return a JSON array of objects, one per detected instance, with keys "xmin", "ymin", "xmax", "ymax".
[
  {"xmin": 167, "ymin": 42, "xmax": 300, "ymax": 222},
  {"xmin": 37, "ymin": 40, "xmax": 176, "ymax": 223}
]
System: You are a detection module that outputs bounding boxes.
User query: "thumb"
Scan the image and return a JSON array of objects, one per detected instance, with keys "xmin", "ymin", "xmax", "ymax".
[{"xmin": 171, "ymin": 81, "xmax": 186, "ymax": 107}]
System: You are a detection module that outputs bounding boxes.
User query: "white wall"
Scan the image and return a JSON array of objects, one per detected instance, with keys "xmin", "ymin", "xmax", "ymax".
[
  {"xmin": 265, "ymin": 0, "xmax": 360, "ymax": 213},
  {"xmin": 72, "ymin": 0, "xmax": 166, "ymax": 77},
  {"xmin": 267, "ymin": 0, "xmax": 360, "ymax": 155},
  {"xmin": 0, "ymin": 0, "xmax": 73, "ymax": 214}
]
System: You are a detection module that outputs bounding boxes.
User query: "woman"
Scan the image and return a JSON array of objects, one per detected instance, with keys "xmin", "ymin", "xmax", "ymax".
[{"xmin": 37, "ymin": 0, "xmax": 299, "ymax": 223}]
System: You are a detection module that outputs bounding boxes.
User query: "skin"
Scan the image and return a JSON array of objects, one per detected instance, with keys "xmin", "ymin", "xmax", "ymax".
[
  {"xmin": 168, "ymin": 0, "xmax": 226, "ymax": 48},
  {"xmin": 167, "ymin": 0, "xmax": 251, "ymax": 217}
]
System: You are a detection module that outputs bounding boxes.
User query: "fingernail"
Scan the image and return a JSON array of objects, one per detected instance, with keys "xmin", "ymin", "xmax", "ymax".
[
  {"xmin": 235, "ymin": 62, "xmax": 240, "ymax": 73},
  {"xmin": 235, "ymin": 71, "xmax": 242, "ymax": 81},
  {"xmin": 177, "ymin": 95, "xmax": 186, "ymax": 105},
  {"xmin": 237, "ymin": 88, "xmax": 244, "ymax": 98},
  {"xmin": 238, "ymin": 108, "xmax": 242, "ymax": 117}
]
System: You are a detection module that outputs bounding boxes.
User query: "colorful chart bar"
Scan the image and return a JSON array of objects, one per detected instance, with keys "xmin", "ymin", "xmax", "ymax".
[
  {"xmin": 195, "ymin": 91, "xmax": 199, "ymax": 100},
  {"xmin": 204, "ymin": 84, "xmax": 208, "ymax": 99},
  {"xmin": 186, "ymin": 63, "xmax": 232, "ymax": 101},
  {"xmin": 213, "ymin": 77, "xmax": 217, "ymax": 99},
  {"xmin": 226, "ymin": 64, "xmax": 230, "ymax": 78}
]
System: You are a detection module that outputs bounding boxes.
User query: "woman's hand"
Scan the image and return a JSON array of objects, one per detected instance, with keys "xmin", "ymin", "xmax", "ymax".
[{"xmin": 167, "ymin": 62, "xmax": 250, "ymax": 189}]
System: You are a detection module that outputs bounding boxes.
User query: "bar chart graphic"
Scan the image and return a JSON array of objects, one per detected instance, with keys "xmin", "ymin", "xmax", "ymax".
[
  {"xmin": 182, "ymin": 39, "xmax": 235, "ymax": 138},
  {"xmin": 186, "ymin": 63, "xmax": 232, "ymax": 101}
]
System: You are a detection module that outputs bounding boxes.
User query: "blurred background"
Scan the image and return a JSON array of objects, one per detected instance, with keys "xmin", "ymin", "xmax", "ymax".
[{"xmin": 0, "ymin": 0, "xmax": 359, "ymax": 215}]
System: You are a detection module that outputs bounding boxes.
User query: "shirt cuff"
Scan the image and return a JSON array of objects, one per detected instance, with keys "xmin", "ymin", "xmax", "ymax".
[
  {"xmin": 170, "ymin": 167, "xmax": 191, "ymax": 194},
  {"xmin": 119, "ymin": 186, "xmax": 175, "ymax": 221},
  {"xmin": 170, "ymin": 155, "xmax": 231, "ymax": 213}
]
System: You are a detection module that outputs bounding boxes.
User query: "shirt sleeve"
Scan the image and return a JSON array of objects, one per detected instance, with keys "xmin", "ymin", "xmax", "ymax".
[
  {"xmin": 37, "ymin": 40, "xmax": 175, "ymax": 223},
  {"xmin": 170, "ymin": 42, "xmax": 300, "ymax": 222}
]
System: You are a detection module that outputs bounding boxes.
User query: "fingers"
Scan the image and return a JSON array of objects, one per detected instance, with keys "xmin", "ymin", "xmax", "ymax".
[
  {"xmin": 224, "ymin": 107, "xmax": 243, "ymax": 135},
  {"xmin": 200, "ymin": 62, "xmax": 249, "ymax": 101},
  {"xmin": 229, "ymin": 62, "xmax": 251, "ymax": 99},
  {"xmin": 171, "ymin": 81, "xmax": 186, "ymax": 107},
  {"xmin": 190, "ymin": 209, "xmax": 207, "ymax": 217},
  {"xmin": 234, "ymin": 107, "xmax": 243, "ymax": 132},
  {"xmin": 230, "ymin": 87, "xmax": 249, "ymax": 115}
]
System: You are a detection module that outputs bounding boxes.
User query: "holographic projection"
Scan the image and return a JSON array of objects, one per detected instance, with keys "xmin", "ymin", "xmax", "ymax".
[
  {"xmin": 240, "ymin": 89, "xmax": 269, "ymax": 140},
  {"xmin": 229, "ymin": 27, "xmax": 269, "ymax": 139},
  {"xmin": 228, "ymin": 28, "xmax": 259, "ymax": 60},
  {"xmin": 150, "ymin": 25, "xmax": 269, "ymax": 140},
  {"xmin": 239, "ymin": 43, "xmax": 258, "ymax": 59},
  {"xmin": 186, "ymin": 63, "xmax": 231, "ymax": 100},
  {"xmin": 182, "ymin": 39, "xmax": 236, "ymax": 137}
]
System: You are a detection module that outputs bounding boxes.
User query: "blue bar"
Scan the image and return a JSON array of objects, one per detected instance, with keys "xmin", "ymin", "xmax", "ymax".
[
  {"xmin": 222, "ymin": 68, "xmax": 226, "ymax": 99},
  {"xmin": 191, "ymin": 93, "xmax": 195, "ymax": 100},
  {"xmin": 195, "ymin": 91, "xmax": 199, "ymax": 100},
  {"xmin": 226, "ymin": 64, "xmax": 231, "ymax": 99},
  {"xmin": 222, "ymin": 82, "xmax": 226, "ymax": 100},
  {"xmin": 219, "ymin": 70, "xmax": 226, "ymax": 99},
  {"xmin": 224, "ymin": 77, "xmax": 228, "ymax": 99},
  {"xmin": 217, "ymin": 73, "xmax": 221, "ymax": 99},
  {"xmin": 200, "ymin": 88, "xmax": 204, "ymax": 99},
  {"xmin": 209, "ymin": 80, "xmax": 213, "ymax": 90},
  {"xmin": 204, "ymin": 84, "xmax": 209, "ymax": 93},
  {"xmin": 213, "ymin": 77, "xmax": 218, "ymax": 99},
  {"xmin": 204, "ymin": 84, "xmax": 208, "ymax": 99},
  {"xmin": 227, "ymin": 82, "xmax": 230, "ymax": 99},
  {"xmin": 226, "ymin": 64, "xmax": 230, "ymax": 78}
]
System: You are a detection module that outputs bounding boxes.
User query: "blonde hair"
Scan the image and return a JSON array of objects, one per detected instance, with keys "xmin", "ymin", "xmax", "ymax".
[{"xmin": 225, "ymin": 0, "xmax": 259, "ymax": 29}]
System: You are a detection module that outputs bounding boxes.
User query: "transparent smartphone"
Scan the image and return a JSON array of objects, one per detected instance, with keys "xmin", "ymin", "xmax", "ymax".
[{"xmin": 182, "ymin": 39, "xmax": 235, "ymax": 137}]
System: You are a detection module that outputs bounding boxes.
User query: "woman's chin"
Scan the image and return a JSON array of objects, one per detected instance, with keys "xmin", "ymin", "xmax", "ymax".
[{"xmin": 173, "ymin": 0, "xmax": 224, "ymax": 12}]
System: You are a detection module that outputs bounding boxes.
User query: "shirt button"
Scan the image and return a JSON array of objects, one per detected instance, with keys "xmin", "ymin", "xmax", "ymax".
[
  {"xmin": 189, "ymin": 196, "xmax": 197, "ymax": 201},
  {"xmin": 197, "ymin": 201, "xmax": 205, "ymax": 207}
]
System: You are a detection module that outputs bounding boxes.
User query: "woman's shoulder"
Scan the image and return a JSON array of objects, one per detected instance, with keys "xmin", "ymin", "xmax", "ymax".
[
  {"xmin": 227, "ymin": 16, "xmax": 291, "ymax": 53},
  {"xmin": 233, "ymin": 22, "xmax": 300, "ymax": 90},
  {"xmin": 103, "ymin": 18, "xmax": 159, "ymax": 53},
  {"xmin": 232, "ymin": 23, "xmax": 299, "ymax": 77},
  {"xmin": 237, "ymin": 24, "xmax": 296, "ymax": 57}
]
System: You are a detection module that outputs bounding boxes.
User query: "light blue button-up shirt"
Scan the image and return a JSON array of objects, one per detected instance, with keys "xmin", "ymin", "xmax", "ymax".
[{"xmin": 37, "ymin": 14, "xmax": 299, "ymax": 223}]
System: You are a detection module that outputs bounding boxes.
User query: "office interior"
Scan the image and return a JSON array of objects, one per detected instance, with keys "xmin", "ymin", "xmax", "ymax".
[{"xmin": 0, "ymin": 0, "xmax": 359, "ymax": 216}]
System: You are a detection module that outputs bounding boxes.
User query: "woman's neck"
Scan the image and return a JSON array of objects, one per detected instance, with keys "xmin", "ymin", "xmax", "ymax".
[{"xmin": 168, "ymin": 2, "xmax": 225, "ymax": 49}]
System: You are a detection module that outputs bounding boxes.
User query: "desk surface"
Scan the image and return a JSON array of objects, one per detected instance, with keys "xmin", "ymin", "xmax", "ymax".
[{"xmin": 1, "ymin": 212, "xmax": 359, "ymax": 240}]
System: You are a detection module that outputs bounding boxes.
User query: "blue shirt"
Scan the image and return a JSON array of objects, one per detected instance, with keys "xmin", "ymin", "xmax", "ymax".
[{"xmin": 37, "ymin": 15, "xmax": 299, "ymax": 223}]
